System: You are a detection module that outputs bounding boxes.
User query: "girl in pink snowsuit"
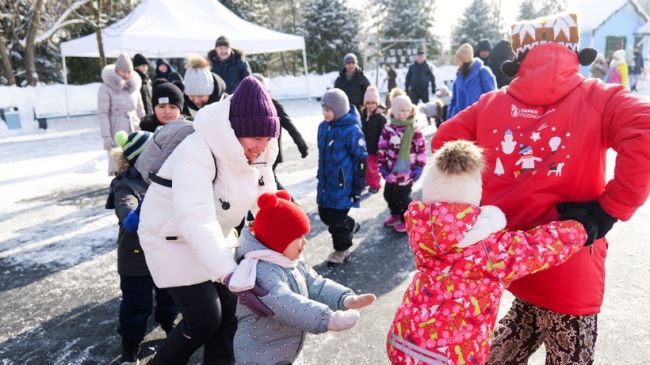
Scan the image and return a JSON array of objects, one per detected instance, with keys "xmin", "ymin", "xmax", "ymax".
[{"xmin": 386, "ymin": 141, "xmax": 587, "ymax": 365}]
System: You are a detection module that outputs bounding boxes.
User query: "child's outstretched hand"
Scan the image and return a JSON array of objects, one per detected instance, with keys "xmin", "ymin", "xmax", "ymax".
[
  {"xmin": 344, "ymin": 294, "xmax": 376, "ymax": 309},
  {"xmin": 327, "ymin": 310, "xmax": 360, "ymax": 331}
]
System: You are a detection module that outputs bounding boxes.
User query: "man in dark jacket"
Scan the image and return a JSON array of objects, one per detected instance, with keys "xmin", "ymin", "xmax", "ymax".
[
  {"xmin": 207, "ymin": 35, "xmax": 252, "ymax": 94},
  {"xmin": 488, "ymin": 40, "xmax": 515, "ymax": 88},
  {"xmin": 133, "ymin": 54, "xmax": 153, "ymax": 115},
  {"xmin": 405, "ymin": 50, "xmax": 436, "ymax": 104},
  {"xmin": 631, "ymin": 47, "xmax": 644, "ymax": 92},
  {"xmin": 334, "ymin": 53, "xmax": 370, "ymax": 110},
  {"xmin": 475, "ymin": 39, "xmax": 492, "ymax": 65}
]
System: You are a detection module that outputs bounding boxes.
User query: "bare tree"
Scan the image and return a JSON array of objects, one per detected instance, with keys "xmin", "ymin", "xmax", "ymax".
[{"xmin": 24, "ymin": 0, "xmax": 44, "ymax": 85}]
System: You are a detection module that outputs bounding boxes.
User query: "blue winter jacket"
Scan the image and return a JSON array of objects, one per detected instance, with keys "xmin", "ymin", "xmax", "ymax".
[
  {"xmin": 447, "ymin": 58, "xmax": 496, "ymax": 119},
  {"xmin": 317, "ymin": 106, "xmax": 368, "ymax": 210}
]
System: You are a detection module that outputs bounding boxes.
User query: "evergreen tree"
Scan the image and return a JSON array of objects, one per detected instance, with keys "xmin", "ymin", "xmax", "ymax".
[
  {"xmin": 303, "ymin": 0, "xmax": 361, "ymax": 73},
  {"xmin": 518, "ymin": 0, "xmax": 567, "ymax": 20},
  {"xmin": 377, "ymin": 0, "xmax": 441, "ymax": 57},
  {"xmin": 518, "ymin": 0, "xmax": 537, "ymax": 20},
  {"xmin": 452, "ymin": 0, "xmax": 501, "ymax": 51}
]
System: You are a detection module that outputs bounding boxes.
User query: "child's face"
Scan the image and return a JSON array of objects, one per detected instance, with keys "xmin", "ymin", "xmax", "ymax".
[
  {"xmin": 396, "ymin": 105, "xmax": 412, "ymax": 120},
  {"xmin": 154, "ymin": 104, "xmax": 180, "ymax": 124},
  {"xmin": 365, "ymin": 101, "xmax": 377, "ymax": 113},
  {"xmin": 322, "ymin": 107, "xmax": 335, "ymax": 122},
  {"xmin": 283, "ymin": 236, "xmax": 307, "ymax": 260}
]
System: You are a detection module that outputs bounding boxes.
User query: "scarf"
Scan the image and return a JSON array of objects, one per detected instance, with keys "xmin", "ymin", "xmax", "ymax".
[
  {"xmin": 229, "ymin": 249, "xmax": 299, "ymax": 292},
  {"xmin": 390, "ymin": 117, "xmax": 415, "ymax": 173}
]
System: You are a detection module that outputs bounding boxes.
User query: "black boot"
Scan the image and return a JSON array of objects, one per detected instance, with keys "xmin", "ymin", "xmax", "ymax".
[{"xmin": 119, "ymin": 338, "xmax": 141, "ymax": 365}]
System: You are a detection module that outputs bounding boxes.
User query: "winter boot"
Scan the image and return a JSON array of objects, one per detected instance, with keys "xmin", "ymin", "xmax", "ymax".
[
  {"xmin": 393, "ymin": 221, "xmax": 407, "ymax": 233},
  {"xmin": 326, "ymin": 249, "xmax": 351, "ymax": 267},
  {"xmin": 384, "ymin": 214, "xmax": 401, "ymax": 227},
  {"xmin": 119, "ymin": 338, "xmax": 141, "ymax": 365}
]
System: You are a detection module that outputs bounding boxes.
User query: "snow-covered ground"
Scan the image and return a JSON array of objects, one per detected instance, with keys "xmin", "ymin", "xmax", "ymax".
[{"xmin": 1, "ymin": 82, "xmax": 650, "ymax": 364}]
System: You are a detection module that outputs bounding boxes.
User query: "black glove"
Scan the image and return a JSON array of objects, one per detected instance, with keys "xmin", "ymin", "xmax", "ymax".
[
  {"xmin": 299, "ymin": 147, "xmax": 309, "ymax": 159},
  {"xmin": 556, "ymin": 201, "xmax": 617, "ymax": 246}
]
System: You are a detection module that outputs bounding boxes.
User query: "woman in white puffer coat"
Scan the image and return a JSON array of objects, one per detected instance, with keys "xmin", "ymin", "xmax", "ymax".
[
  {"xmin": 138, "ymin": 76, "xmax": 279, "ymax": 365},
  {"xmin": 97, "ymin": 54, "xmax": 145, "ymax": 175}
]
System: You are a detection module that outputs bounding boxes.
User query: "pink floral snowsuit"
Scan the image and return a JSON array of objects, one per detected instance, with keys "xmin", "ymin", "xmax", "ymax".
[{"xmin": 386, "ymin": 201, "xmax": 586, "ymax": 364}]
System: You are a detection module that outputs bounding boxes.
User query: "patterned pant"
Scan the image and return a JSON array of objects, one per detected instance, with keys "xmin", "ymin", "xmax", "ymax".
[{"xmin": 487, "ymin": 298, "xmax": 597, "ymax": 365}]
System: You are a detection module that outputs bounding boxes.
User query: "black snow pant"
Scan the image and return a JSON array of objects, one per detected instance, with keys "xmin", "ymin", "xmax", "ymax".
[
  {"xmin": 383, "ymin": 182, "xmax": 412, "ymax": 218},
  {"xmin": 118, "ymin": 275, "xmax": 178, "ymax": 344},
  {"xmin": 408, "ymin": 87, "xmax": 429, "ymax": 104},
  {"xmin": 150, "ymin": 281, "xmax": 237, "ymax": 365},
  {"xmin": 318, "ymin": 206, "xmax": 356, "ymax": 251}
]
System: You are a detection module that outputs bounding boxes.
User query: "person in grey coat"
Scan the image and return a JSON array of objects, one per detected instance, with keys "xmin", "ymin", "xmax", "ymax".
[
  {"xmin": 97, "ymin": 54, "xmax": 145, "ymax": 176},
  {"xmin": 229, "ymin": 191, "xmax": 375, "ymax": 365}
]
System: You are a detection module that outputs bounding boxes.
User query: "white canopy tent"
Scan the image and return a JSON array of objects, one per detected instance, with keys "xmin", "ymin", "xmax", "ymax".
[{"xmin": 59, "ymin": 0, "xmax": 309, "ymax": 116}]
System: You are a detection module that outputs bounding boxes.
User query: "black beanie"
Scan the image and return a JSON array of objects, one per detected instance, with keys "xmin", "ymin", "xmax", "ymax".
[
  {"xmin": 152, "ymin": 81, "xmax": 184, "ymax": 110},
  {"xmin": 133, "ymin": 53, "xmax": 149, "ymax": 67}
]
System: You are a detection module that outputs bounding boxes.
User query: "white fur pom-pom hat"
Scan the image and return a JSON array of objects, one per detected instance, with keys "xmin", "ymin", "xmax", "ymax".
[{"xmin": 422, "ymin": 140, "xmax": 484, "ymax": 206}]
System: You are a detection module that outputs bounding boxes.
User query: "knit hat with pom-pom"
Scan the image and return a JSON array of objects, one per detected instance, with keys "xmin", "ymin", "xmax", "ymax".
[
  {"xmin": 184, "ymin": 54, "xmax": 215, "ymax": 96},
  {"xmin": 114, "ymin": 130, "xmax": 152, "ymax": 162},
  {"xmin": 252, "ymin": 190, "xmax": 311, "ymax": 253},
  {"xmin": 423, "ymin": 140, "xmax": 484, "ymax": 206}
]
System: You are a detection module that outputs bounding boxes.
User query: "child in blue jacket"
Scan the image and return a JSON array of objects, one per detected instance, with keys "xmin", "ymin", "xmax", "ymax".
[{"xmin": 317, "ymin": 88, "xmax": 368, "ymax": 266}]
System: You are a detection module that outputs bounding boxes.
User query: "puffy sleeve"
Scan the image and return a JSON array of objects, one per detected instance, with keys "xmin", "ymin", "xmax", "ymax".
[
  {"xmin": 596, "ymin": 84, "xmax": 650, "ymax": 220},
  {"xmin": 483, "ymin": 220, "xmax": 586, "ymax": 285},
  {"xmin": 171, "ymin": 137, "xmax": 237, "ymax": 282}
]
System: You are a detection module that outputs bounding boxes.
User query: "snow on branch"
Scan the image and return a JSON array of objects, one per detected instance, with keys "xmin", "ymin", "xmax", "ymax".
[{"xmin": 34, "ymin": 0, "xmax": 92, "ymax": 44}]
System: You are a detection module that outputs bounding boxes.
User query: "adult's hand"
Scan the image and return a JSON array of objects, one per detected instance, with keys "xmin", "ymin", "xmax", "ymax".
[
  {"xmin": 556, "ymin": 201, "xmax": 617, "ymax": 246},
  {"xmin": 224, "ymin": 273, "xmax": 274, "ymax": 316}
]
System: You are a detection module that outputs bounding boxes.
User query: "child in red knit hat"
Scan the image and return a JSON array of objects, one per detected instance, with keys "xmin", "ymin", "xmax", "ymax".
[{"xmin": 229, "ymin": 191, "xmax": 376, "ymax": 364}]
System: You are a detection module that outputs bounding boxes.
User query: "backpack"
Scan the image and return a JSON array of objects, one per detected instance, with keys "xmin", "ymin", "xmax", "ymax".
[{"xmin": 135, "ymin": 119, "xmax": 217, "ymax": 187}]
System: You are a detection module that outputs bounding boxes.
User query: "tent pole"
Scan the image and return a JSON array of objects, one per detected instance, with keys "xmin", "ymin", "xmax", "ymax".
[
  {"xmin": 62, "ymin": 53, "xmax": 71, "ymax": 122},
  {"xmin": 302, "ymin": 48, "xmax": 310, "ymax": 100}
]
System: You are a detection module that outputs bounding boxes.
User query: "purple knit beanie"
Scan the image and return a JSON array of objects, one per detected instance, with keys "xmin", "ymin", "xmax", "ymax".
[{"xmin": 229, "ymin": 76, "xmax": 280, "ymax": 138}]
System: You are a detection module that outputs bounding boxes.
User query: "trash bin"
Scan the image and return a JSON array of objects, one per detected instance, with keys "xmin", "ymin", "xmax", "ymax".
[{"xmin": 1, "ymin": 106, "xmax": 21, "ymax": 130}]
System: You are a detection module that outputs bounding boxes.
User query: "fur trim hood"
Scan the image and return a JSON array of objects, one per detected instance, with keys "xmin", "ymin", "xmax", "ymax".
[
  {"xmin": 111, "ymin": 148, "xmax": 131, "ymax": 174},
  {"xmin": 101, "ymin": 64, "xmax": 141, "ymax": 93}
]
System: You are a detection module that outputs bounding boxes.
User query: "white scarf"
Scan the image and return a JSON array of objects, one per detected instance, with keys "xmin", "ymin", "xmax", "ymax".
[{"xmin": 228, "ymin": 249, "xmax": 299, "ymax": 292}]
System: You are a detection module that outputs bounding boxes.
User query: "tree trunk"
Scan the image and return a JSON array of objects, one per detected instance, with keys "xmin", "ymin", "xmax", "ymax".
[
  {"xmin": 24, "ymin": 0, "xmax": 45, "ymax": 86},
  {"xmin": 0, "ymin": 36, "xmax": 16, "ymax": 85},
  {"xmin": 94, "ymin": 0, "xmax": 106, "ymax": 70}
]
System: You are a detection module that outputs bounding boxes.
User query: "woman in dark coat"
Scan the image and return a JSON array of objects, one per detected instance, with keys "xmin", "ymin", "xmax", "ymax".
[{"xmin": 154, "ymin": 59, "xmax": 183, "ymax": 83}]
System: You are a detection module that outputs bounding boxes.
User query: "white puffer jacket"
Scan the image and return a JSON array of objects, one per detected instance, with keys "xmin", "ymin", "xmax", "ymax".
[{"xmin": 138, "ymin": 96, "xmax": 278, "ymax": 288}]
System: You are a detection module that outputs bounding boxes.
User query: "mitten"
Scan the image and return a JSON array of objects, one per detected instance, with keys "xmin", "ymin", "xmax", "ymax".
[
  {"xmin": 102, "ymin": 136, "xmax": 114, "ymax": 150},
  {"xmin": 343, "ymin": 293, "xmax": 376, "ymax": 309},
  {"xmin": 327, "ymin": 310, "xmax": 360, "ymax": 331},
  {"xmin": 299, "ymin": 146, "xmax": 309, "ymax": 159},
  {"xmin": 351, "ymin": 195, "xmax": 361, "ymax": 208},
  {"xmin": 224, "ymin": 273, "xmax": 274, "ymax": 317},
  {"xmin": 411, "ymin": 166, "xmax": 423, "ymax": 182},
  {"xmin": 379, "ymin": 166, "xmax": 389, "ymax": 179},
  {"xmin": 557, "ymin": 201, "xmax": 617, "ymax": 245},
  {"xmin": 122, "ymin": 200, "xmax": 142, "ymax": 234}
]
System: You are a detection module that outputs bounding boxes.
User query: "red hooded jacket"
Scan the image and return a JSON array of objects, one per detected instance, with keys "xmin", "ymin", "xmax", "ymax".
[{"xmin": 431, "ymin": 43, "xmax": 650, "ymax": 315}]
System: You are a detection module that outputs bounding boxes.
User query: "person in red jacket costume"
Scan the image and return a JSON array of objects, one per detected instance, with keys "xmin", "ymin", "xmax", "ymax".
[{"xmin": 430, "ymin": 13, "xmax": 650, "ymax": 364}]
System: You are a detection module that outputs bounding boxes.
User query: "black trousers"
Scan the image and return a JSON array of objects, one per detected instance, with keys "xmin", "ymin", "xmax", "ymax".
[
  {"xmin": 119, "ymin": 275, "xmax": 178, "ymax": 343},
  {"xmin": 383, "ymin": 183, "xmax": 412, "ymax": 217},
  {"xmin": 151, "ymin": 281, "xmax": 237, "ymax": 365},
  {"xmin": 318, "ymin": 206, "xmax": 356, "ymax": 251},
  {"xmin": 408, "ymin": 88, "xmax": 429, "ymax": 104}
]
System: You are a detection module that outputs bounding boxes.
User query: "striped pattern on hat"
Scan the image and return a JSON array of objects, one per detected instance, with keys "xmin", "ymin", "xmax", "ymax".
[
  {"xmin": 116, "ymin": 130, "xmax": 152, "ymax": 161},
  {"xmin": 510, "ymin": 13, "xmax": 579, "ymax": 60}
]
